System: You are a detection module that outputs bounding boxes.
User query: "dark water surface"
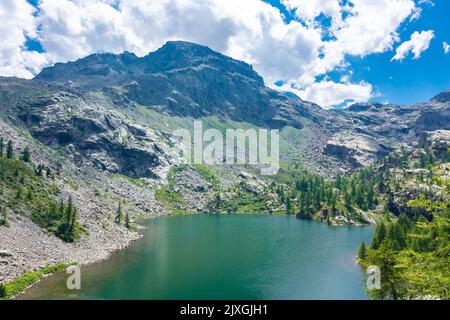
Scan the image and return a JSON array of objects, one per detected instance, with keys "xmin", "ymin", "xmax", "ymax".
[{"xmin": 20, "ymin": 215, "xmax": 373, "ymax": 300}]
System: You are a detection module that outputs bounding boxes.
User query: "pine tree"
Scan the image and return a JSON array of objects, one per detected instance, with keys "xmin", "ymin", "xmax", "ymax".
[
  {"xmin": 21, "ymin": 147, "xmax": 31, "ymax": 163},
  {"xmin": 115, "ymin": 202, "xmax": 123, "ymax": 224},
  {"xmin": 57, "ymin": 196, "xmax": 80, "ymax": 243},
  {"xmin": 358, "ymin": 241, "xmax": 367, "ymax": 260},
  {"xmin": 371, "ymin": 222, "xmax": 387, "ymax": 250},
  {"xmin": 344, "ymin": 191, "xmax": 352, "ymax": 211},
  {"xmin": 387, "ymin": 223, "xmax": 406, "ymax": 251},
  {"xmin": 286, "ymin": 197, "xmax": 292, "ymax": 215},
  {"xmin": 15, "ymin": 188, "xmax": 23, "ymax": 200},
  {"xmin": 213, "ymin": 193, "xmax": 221, "ymax": 209},
  {"xmin": 397, "ymin": 213, "xmax": 413, "ymax": 232},
  {"xmin": 36, "ymin": 164, "xmax": 43, "ymax": 176},
  {"xmin": 70, "ymin": 207, "xmax": 77, "ymax": 234},
  {"xmin": 0, "ymin": 137, "xmax": 3, "ymax": 157},
  {"xmin": 27, "ymin": 189, "xmax": 33, "ymax": 201},
  {"xmin": 0, "ymin": 282, "xmax": 6, "ymax": 298},
  {"xmin": 1, "ymin": 206, "xmax": 9, "ymax": 227},
  {"xmin": 365, "ymin": 240, "xmax": 405, "ymax": 300},
  {"xmin": 59, "ymin": 199, "xmax": 65, "ymax": 217},
  {"xmin": 367, "ymin": 184, "xmax": 375, "ymax": 208},
  {"xmin": 6, "ymin": 141, "xmax": 13, "ymax": 159},
  {"xmin": 355, "ymin": 186, "xmax": 365, "ymax": 208},
  {"xmin": 66, "ymin": 196, "xmax": 74, "ymax": 226},
  {"xmin": 125, "ymin": 212, "xmax": 131, "ymax": 229},
  {"xmin": 46, "ymin": 167, "xmax": 52, "ymax": 178}
]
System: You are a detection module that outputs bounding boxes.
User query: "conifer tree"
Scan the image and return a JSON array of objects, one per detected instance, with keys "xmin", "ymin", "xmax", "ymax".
[
  {"xmin": 358, "ymin": 241, "xmax": 367, "ymax": 260},
  {"xmin": 371, "ymin": 222, "xmax": 387, "ymax": 250},
  {"xmin": 46, "ymin": 167, "xmax": 52, "ymax": 178},
  {"xmin": 0, "ymin": 282, "xmax": 6, "ymax": 298},
  {"xmin": 115, "ymin": 202, "xmax": 123, "ymax": 224},
  {"xmin": 344, "ymin": 191, "xmax": 352, "ymax": 211},
  {"xmin": 365, "ymin": 240, "xmax": 404, "ymax": 300},
  {"xmin": 22, "ymin": 147, "xmax": 31, "ymax": 163},
  {"xmin": 286, "ymin": 197, "xmax": 292, "ymax": 215},
  {"xmin": 36, "ymin": 164, "xmax": 43, "ymax": 176},
  {"xmin": 15, "ymin": 188, "xmax": 23, "ymax": 200},
  {"xmin": 1, "ymin": 206, "xmax": 9, "ymax": 227},
  {"xmin": 6, "ymin": 141, "xmax": 13, "ymax": 159},
  {"xmin": 27, "ymin": 189, "xmax": 33, "ymax": 201},
  {"xmin": 59, "ymin": 199, "xmax": 65, "ymax": 217},
  {"xmin": 0, "ymin": 137, "xmax": 3, "ymax": 157},
  {"xmin": 367, "ymin": 184, "xmax": 375, "ymax": 208},
  {"xmin": 57, "ymin": 196, "xmax": 80, "ymax": 242},
  {"xmin": 66, "ymin": 196, "xmax": 74, "ymax": 226},
  {"xmin": 70, "ymin": 207, "xmax": 77, "ymax": 234},
  {"xmin": 125, "ymin": 212, "xmax": 131, "ymax": 230}
]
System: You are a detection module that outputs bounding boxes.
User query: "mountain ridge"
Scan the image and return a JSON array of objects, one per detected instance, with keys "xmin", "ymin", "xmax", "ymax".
[{"xmin": 3, "ymin": 40, "xmax": 450, "ymax": 176}]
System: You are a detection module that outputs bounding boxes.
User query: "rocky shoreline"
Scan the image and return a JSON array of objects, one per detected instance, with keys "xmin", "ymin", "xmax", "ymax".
[{"xmin": 0, "ymin": 212, "xmax": 142, "ymax": 285}]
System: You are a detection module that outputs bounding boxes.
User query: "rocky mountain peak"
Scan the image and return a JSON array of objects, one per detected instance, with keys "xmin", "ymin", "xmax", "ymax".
[
  {"xmin": 36, "ymin": 40, "xmax": 263, "ymax": 85},
  {"xmin": 431, "ymin": 89, "xmax": 450, "ymax": 103},
  {"xmin": 143, "ymin": 41, "xmax": 264, "ymax": 83}
]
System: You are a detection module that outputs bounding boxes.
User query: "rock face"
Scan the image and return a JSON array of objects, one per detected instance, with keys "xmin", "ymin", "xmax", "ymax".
[
  {"xmin": 324, "ymin": 132, "xmax": 392, "ymax": 169},
  {"xmin": 431, "ymin": 89, "xmax": 450, "ymax": 103},
  {"xmin": 333, "ymin": 97, "xmax": 450, "ymax": 169},
  {"xmin": 10, "ymin": 90, "xmax": 174, "ymax": 179}
]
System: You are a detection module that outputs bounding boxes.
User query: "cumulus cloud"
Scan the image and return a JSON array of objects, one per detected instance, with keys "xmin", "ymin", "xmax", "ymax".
[
  {"xmin": 391, "ymin": 30, "xmax": 434, "ymax": 62},
  {"xmin": 280, "ymin": 0, "xmax": 417, "ymax": 104},
  {"xmin": 443, "ymin": 42, "xmax": 450, "ymax": 54},
  {"xmin": 0, "ymin": 0, "xmax": 422, "ymax": 107},
  {"xmin": 409, "ymin": 7, "xmax": 422, "ymax": 21},
  {"xmin": 320, "ymin": 0, "xmax": 416, "ymax": 71},
  {"xmin": 280, "ymin": 80, "xmax": 373, "ymax": 108},
  {"xmin": 0, "ymin": 0, "xmax": 48, "ymax": 78},
  {"xmin": 282, "ymin": 0, "xmax": 342, "ymax": 25}
]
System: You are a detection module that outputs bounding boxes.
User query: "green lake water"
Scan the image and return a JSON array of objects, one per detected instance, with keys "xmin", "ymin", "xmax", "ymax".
[{"xmin": 19, "ymin": 215, "xmax": 374, "ymax": 300}]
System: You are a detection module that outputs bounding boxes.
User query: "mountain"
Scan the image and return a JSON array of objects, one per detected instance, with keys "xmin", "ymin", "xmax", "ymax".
[
  {"xmin": 0, "ymin": 40, "xmax": 449, "ymax": 286},
  {"xmin": 31, "ymin": 41, "xmax": 450, "ymax": 174},
  {"xmin": 36, "ymin": 41, "xmax": 306, "ymax": 129}
]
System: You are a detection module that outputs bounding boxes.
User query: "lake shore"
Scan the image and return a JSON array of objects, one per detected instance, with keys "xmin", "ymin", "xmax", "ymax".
[{"xmin": 0, "ymin": 213, "xmax": 143, "ymax": 298}]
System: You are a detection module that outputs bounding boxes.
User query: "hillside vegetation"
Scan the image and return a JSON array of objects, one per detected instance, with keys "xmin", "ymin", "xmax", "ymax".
[{"xmin": 0, "ymin": 137, "xmax": 84, "ymax": 242}]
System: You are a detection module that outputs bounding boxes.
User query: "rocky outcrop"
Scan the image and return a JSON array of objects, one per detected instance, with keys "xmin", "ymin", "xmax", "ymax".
[
  {"xmin": 415, "ymin": 108, "xmax": 450, "ymax": 133},
  {"xmin": 431, "ymin": 89, "xmax": 450, "ymax": 103},
  {"xmin": 324, "ymin": 132, "xmax": 392, "ymax": 169},
  {"xmin": 16, "ymin": 93, "xmax": 173, "ymax": 179}
]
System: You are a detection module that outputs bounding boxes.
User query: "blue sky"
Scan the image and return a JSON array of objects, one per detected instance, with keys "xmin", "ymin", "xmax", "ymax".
[
  {"xmin": 265, "ymin": 0, "xmax": 450, "ymax": 105},
  {"xmin": 346, "ymin": 1, "xmax": 450, "ymax": 104},
  {"xmin": 2, "ymin": 0, "xmax": 449, "ymax": 107}
]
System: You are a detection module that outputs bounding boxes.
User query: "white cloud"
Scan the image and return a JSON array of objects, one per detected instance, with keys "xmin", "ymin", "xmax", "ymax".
[
  {"xmin": 391, "ymin": 30, "xmax": 434, "ymax": 62},
  {"xmin": 443, "ymin": 42, "xmax": 450, "ymax": 54},
  {"xmin": 0, "ymin": 0, "xmax": 422, "ymax": 107},
  {"xmin": 409, "ymin": 7, "xmax": 422, "ymax": 21},
  {"xmin": 282, "ymin": 0, "xmax": 342, "ymax": 25},
  {"xmin": 277, "ymin": 75, "xmax": 374, "ymax": 109},
  {"xmin": 418, "ymin": 0, "xmax": 434, "ymax": 6},
  {"xmin": 321, "ymin": 0, "xmax": 416, "ymax": 69},
  {"xmin": 0, "ymin": 0, "xmax": 48, "ymax": 78},
  {"xmin": 292, "ymin": 81, "xmax": 373, "ymax": 108}
]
